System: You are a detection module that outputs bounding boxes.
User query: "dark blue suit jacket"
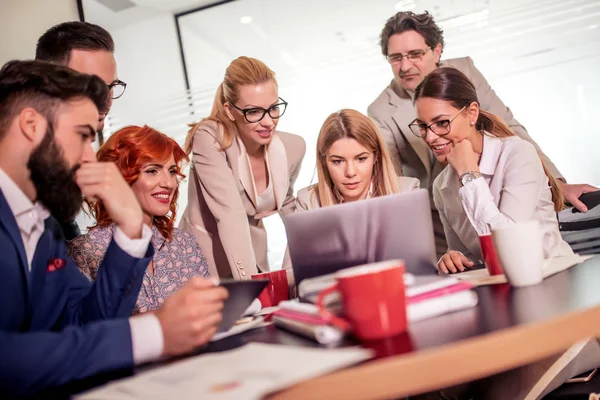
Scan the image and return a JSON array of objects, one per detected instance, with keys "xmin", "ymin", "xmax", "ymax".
[{"xmin": 0, "ymin": 190, "xmax": 153, "ymax": 397}]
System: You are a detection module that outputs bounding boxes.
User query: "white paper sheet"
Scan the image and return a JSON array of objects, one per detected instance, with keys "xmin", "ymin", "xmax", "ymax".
[
  {"xmin": 76, "ymin": 343, "xmax": 373, "ymax": 400},
  {"xmin": 408, "ymin": 291, "xmax": 479, "ymax": 322}
]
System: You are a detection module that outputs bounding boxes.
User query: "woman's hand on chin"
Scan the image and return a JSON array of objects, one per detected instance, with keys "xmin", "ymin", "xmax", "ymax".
[{"xmin": 445, "ymin": 140, "xmax": 480, "ymax": 176}]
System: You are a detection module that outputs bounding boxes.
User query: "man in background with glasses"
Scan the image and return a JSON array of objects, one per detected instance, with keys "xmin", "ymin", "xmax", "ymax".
[
  {"xmin": 36, "ymin": 21, "xmax": 126, "ymax": 146},
  {"xmin": 35, "ymin": 21, "xmax": 127, "ymax": 239},
  {"xmin": 368, "ymin": 11, "xmax": 596, "ymax": 255}
]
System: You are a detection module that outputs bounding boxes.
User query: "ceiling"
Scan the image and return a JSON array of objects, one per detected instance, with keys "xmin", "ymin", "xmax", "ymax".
[
  {"xmin": 133, "ymin": 0, "xmax": 221, "ymax": 12},
  {"xmin": 177, "ymin": 0, "xmax": 600, "ymax": 88},
  {"xmin": 96, "ymin": 0, "xmax": 222, "ymax": 12},
  {"xmin": 85, "ymin": 0, "xmax": 227, "ymax": 28}
]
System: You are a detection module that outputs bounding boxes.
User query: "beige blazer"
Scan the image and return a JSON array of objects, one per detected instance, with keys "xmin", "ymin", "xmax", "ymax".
[
  {"xmin": 179, "ymin": 120, "xmax": 305, "ymax": 280},
  {"xmin": 433, "ymin": 134, "xmax": 573, "ymax": 261},
  {"xmin": 294, "ymin": 176, "xmax": 421, "ymax": 211}
]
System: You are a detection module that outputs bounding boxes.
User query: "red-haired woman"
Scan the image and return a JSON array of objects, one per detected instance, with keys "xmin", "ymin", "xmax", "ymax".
[{"xmin": 68, "ymin": 125, "xmax": 209, "ymax": 314}]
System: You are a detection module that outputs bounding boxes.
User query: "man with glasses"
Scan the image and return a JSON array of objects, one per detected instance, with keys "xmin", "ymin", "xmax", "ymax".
[
  {"xmin": 368, "ymin": 11, "xmax": 596, "ymax": 255},
  {"xmin": 36, "ymin": 21, "xmax": 125, "ymax": 146},
  {"xmin": 35, "ymin": 21, "xmax": 127, "ymax": 239}
]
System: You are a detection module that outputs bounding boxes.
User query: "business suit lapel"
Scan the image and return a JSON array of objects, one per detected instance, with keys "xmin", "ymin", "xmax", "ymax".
[
  {"xmin": 28, "ymin": 219, "xmax": 70, "ymax": 329},
  {"xmin": 387, "ymin": 85, "xmax": 432, "ymax": 177},
  {"xmin": 267, "ymin": 134, "xmax": 289, "ymax": 211},
  {"xmin": 0, "ymin": 189, "xmax": 31, "ymax": 290},
  {"xmin": 29, "ymin": 224, "xmax": 54, "ymax": 315},
  {"xmin": 231, "ymin": 137, "xmax": 257, "ymax": 209}
]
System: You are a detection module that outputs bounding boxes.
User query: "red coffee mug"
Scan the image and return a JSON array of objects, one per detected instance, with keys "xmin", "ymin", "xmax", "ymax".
[
  {"xmin": 251, "ymin": 269, "xmax": 289, "ymax": 307},
  {"xmin": 316, "ymin": 260, "xmax": 408, "ymax": 341},
  {"xmin": 479, "ymin": 235, "xmax": 503, "ymax": 276}
]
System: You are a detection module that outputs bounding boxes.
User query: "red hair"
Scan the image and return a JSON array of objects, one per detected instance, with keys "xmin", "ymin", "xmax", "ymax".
[{"xmin": 88, "ymin": 125, "xmax": 189, "ymax": 240}]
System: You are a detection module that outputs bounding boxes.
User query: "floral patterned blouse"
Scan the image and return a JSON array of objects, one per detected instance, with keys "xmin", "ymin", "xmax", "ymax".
[{"xmin": 67, "ymin": 224, "xmax": 209, "ymax": 314}]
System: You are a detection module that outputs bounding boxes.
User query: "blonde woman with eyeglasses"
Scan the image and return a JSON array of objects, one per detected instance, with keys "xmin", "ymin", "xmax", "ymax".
[{"xmin": 180, "ymin": 56, "xmax": 305, "ymax": 280}]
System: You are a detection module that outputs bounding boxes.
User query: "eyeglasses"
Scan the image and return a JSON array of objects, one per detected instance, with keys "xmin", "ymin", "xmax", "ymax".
[
  {"xmin": 108, "ymin": 80, "xmax": 127, "ymax": 99},
  {"xmin": 386, "ymin": 48, "xmax": 430, "ymax": 65},
  {"xmin": 229, "ymin": 97, "xmax": 288, "ymax": 123},
  {"xmin": 408, "ymin": 106, "xmax": 466, "ymax": 138}
]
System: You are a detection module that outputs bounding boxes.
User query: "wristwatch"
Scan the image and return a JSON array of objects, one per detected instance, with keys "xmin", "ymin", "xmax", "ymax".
[{"xmin": 459, "ymin": 171, "xmax": 482, "ymax": 187}]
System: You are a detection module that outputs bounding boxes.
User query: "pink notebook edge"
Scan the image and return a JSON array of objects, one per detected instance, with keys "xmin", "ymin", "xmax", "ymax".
[
  {"xmin": 407, "ymin": 281, "xmax": 474, "ymax": 304},
  {"xmin": 273, "ymin": 308, "xmax": 330, "ymax": 326}
]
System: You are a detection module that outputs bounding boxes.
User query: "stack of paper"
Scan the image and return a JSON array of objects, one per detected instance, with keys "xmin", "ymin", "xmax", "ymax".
[
  {"xmin": 406, "ymin": 276, "xmax": 478, "ymax": 322},
  {"xmin": 76, "ymin": 343, "xmax": 373, "ymax": 400},
  {"xmin": 274, "ymin": 276, "xmax": 478, "ymax": 342},
  {"xmin": 272, "ymin": 301, "xmax": 345, "ymax": 345}
]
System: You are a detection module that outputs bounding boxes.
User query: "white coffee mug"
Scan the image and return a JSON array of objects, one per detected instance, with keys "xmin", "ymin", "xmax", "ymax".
[{"xmin": 491, "ymin": 220, "xmax": 544, "ymax": 287}]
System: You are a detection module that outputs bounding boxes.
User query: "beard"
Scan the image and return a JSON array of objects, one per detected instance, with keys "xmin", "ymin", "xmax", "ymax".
[{"xmin": 27, "ymin": 127, "xmax": 83, "ymax": 223}]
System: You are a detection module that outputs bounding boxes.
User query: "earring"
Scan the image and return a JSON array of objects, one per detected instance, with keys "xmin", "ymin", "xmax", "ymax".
[{"xmin": 470, "ymin": 121, "xmax": 475, "ymax": 126}]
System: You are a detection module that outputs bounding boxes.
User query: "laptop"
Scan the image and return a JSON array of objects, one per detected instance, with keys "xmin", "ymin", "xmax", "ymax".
[{"xmin": 283, "ymin": 188, "xmax": 438, "ymax": 286}]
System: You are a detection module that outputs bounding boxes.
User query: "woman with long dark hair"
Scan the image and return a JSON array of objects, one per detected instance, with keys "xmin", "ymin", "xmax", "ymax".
[{"xmin": 409, "ymin": 67, "xmax": 572, "ymax": 273}]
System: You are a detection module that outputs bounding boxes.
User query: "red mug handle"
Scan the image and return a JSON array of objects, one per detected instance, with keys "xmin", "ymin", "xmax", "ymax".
[{"xmin": 315, "ymin": 283, "xmax": 351, "ymax": 331}]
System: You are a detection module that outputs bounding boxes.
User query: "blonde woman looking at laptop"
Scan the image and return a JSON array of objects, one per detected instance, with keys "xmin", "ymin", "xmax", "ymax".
[
  {"xmin": 296, "ymin": 109, "xmax": 419, "ymax": 211},
  {"xmin": 180, "ymin": 56, "xmax": 305, "ymax": 280}
]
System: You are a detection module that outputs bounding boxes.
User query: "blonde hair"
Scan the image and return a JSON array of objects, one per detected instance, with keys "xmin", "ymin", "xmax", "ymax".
[
  {"xmin": 312, "ymin": 109, "xmax": 400, "ymax": 207},
  {"xmin": 184, "ymin": 56, "xmax": 276, "ymax": 154}
]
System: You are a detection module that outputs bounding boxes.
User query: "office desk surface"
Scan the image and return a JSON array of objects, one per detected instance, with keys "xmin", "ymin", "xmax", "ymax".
[{"xmin": 215, "ymin": 256, "xmax": 600, "ymax": 399}]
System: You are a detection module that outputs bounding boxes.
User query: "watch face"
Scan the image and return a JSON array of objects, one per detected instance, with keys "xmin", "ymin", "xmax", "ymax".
[
  {"xmin": 460, "ymin": 172, "xmax": 479, "ymax": 186},
  {"xmin": 461, "ymin": 172, "xmax": 481, "ymax": 186}
]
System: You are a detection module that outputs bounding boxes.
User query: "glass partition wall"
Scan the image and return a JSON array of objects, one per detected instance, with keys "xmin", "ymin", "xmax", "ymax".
[{"xmin": 87, "ymin": 0, "xmax": 600, "ymax": 267}]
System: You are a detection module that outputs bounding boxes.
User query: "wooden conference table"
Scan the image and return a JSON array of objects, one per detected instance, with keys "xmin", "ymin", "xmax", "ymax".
[
  {"xmin": 196, "ymin": 255, "xmax": 600, "ymax": 399},
  {"xmin": 65, "ymin": 256, "xmax": 600, "ymax": 399}
]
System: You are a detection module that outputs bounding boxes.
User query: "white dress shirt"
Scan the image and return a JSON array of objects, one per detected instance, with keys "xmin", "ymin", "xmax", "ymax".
[
  {"xmin": 0, "ymin": 167, "xmax": 164, "ymax": 365},
  {"xmin": 433, "ymin": 134, "xmax": 573, "ymax": 261}
]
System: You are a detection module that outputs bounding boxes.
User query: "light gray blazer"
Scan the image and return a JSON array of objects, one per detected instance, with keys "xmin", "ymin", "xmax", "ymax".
[
  {"xmin": 367, "ymin": 57, "xmax": 564, "ymax": 257},
  {"xmin": 367, "ymin": 56, "xmax": 563, "ymax": 192},
  {"xmin": 433, "ymin": 134, "xmax": 572, "ymax": 260}
]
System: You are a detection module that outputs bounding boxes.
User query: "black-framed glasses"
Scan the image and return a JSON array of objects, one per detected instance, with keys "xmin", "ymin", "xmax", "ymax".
[
  {"xmin": 408, "ymin": 106, "xmax": 466, "ymax": 138},
  {"xmin": 386, "ymin": 48, "xmax": 430, "ymax": 65},
  {"xmin": 229, "ymin": 97, "xmax": 288, "ymax": 123},
  {"xmin": 108, "ymin": 79, "xmax": 127, "ymax": 99}
]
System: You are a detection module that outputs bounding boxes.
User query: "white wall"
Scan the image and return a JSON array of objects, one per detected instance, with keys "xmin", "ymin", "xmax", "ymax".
[
  {"xmin": 83, "ymin": 0, "xmax": 188, "ymax": 138},
  {"xmin": 172, "ymin": 0, "xmax": 600, "ymax": 267},
  {"xmin": 107, "ymin": 13, "xmax": 188, "ymax": 131},
  {"xmin": 0, "ymin": 0, "xmax": 79, "ymax": 65},
  {"xmin": 83, "ymin": 0, "xmax": 600, "ymax": 268}
]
